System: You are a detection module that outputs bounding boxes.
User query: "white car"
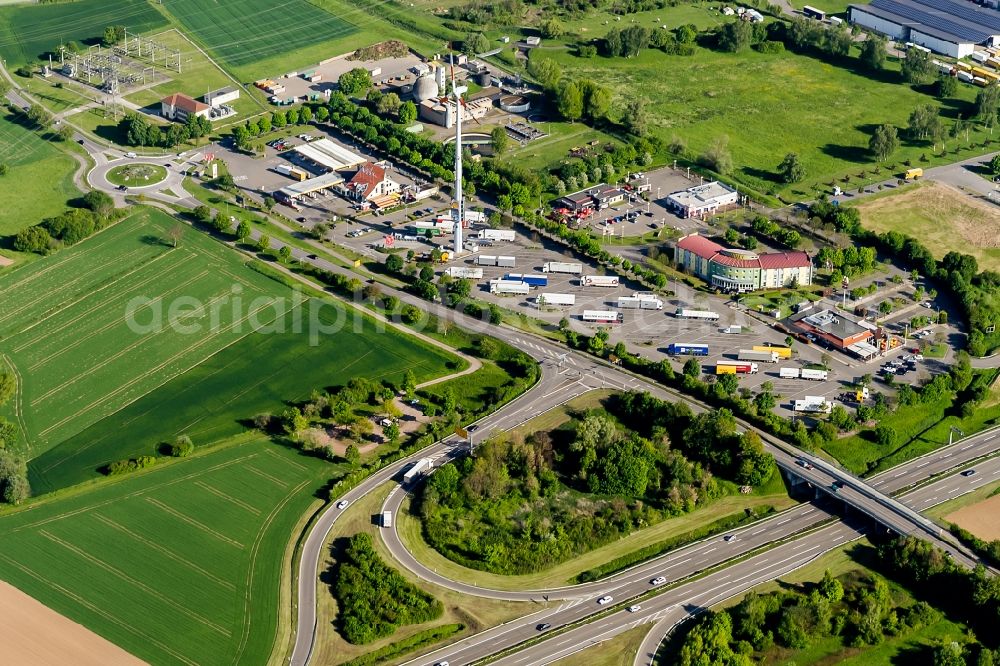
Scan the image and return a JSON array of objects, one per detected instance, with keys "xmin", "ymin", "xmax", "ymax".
[
  {"xmin": 914, "ymin": 354, "xmax": 924, "ymax": 361},
  {"xmin": 435, "ymin": 662, "xmax": 449, "ymax": 666},
  {"xmin": 597, "ymin": 595, "xmax": 613, "ymax": 605},
  {"xmin": 337, "ymin": 500, "xmax": 349, "ymax": 509},
  {"xmin": 650, "ymin": 576, "xmax": 667, "ymax": 586},
  {"xmin": 628, "ymin": 605, "xmax": 642, "ymax": 613}
]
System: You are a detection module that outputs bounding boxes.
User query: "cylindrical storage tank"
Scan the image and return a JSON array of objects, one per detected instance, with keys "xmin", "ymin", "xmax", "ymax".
[
  {"xmin": 476, "ymin": 71, "xmax": 491, "ymax": 87},
  {"xmin": 499, "ymin": 94, "xmax": 530, "ymax": 113}
]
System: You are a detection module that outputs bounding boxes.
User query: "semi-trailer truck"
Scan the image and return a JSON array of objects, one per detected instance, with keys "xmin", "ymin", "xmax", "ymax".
[
  {"xmin": 497, "ymin": 255, "xmax": 516, "ymax": 268},
  {"xmin": 477, "ymin": 255, "xmax": 497, "ymax": 266},
  {"xmin": 537, "ymin": 293, "xmax": 576, "ymax": 307},
  {"xmin": 675, "ymin": 308, "xmax": 720, "ymax": 321},
  {"xmin": 489, "ymin": 280, "xmax": 530, "ymax": 295},
  {"xmin": 801, "ymin": 368, "xmax": 828, "ymax": 380},
  {"xmin": 666, "ymin": 343, "xmax": 709, "ymax": 356},
  {"xmin": 779, "ymin": 367, "xmax": 800, "ymax": 379},
  {"xmin": 752, "ymin": 345, "xmax": 792, "ymax": 359},
  {"xmin": 479, "ymin": 229, "xmax": 516, "ymax": 242},
  {"xmin": 445, "ymin": 266, "xmax": 484, "ymax": 279},
  {"xmin": 582, "ymin": 310, "xmax": 623, "ymax": 323},
  {"xmin": 618, "ymin": 296, "xmax": 663, "ymax": 310},
  {"xmin": 738, "ymin": 350, "xmax": 780, "ymax": 363},
  {"xmin": 716, "ymin": 362, "xmax": 759, "ymax": 375},
  {"xmin": 580, "ymin": 275, "xmax": 619, "ymax": 287},
  {"xmin": 402, "ymin": 458, "xmax": 432, "ymax": 482},
  {"xmin": 504, "ymin": 273, "xmax": 548, "ymax": 287},
  {"xmin": 792, "ymin": 397, "xmax": 832, "ymax": 413},
  {"xmin": 542, "ymin": 262, "xmax": 584, "ymax": 274}
]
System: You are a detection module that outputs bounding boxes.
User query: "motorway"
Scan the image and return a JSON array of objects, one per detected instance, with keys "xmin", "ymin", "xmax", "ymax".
[{"xmin": 407, "ymin": 441, "xmax": 1000, "ymax": 666}]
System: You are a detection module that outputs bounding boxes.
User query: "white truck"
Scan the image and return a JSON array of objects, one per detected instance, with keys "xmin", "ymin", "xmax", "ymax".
[
  {"xmin": 445, "ymin": 266, "xmax": 484, "ymax": 279},
  {"xmin": 477, "ymin": 255, "xmax": 497, "ymax": 266},
  {"xmin": 466, "ymin": 210, "xmax": 487, "ymax": 224},
  {"xmin": 779, "ymin": 367, "xmax": 829, "ymax": 380},
  {"xmin": 721, "ymin": 325, "xmax": 743, "ymax": 334},
  {"xmin": 478, "ymin": 228, "xmax": 515, "ymax": 242},
  {"xmin": 580, "ymin": 275, "xmax": 619, "ymax": 287},
  {"xmin": 489, "ymin": 279, "xmax": 530, "ymax": 295},
  {"xmin": 618, "ymin": 296, "xmax": 663, "ymax": 310},
  {"xmin": 381, "ymin": 510, "xmax": 393, "ymax": 528},
  {"xmin": 675, "ymin": 309, "xmax": 721, "ymax": 321},
  {"xmin": 537, "ymin": 293, "xmax": 576, "ymax": 307},
  {"xmin": 542, "ymin": 261, "xmax": 584, "ymax": 274},
  {"xmin": 738, "ymin": 350, "xmax": 780, "ymax": 363},
  {"xmin": 779, "ymin": 367, "xmax": 801, "ymax": 379},
  {"xmin": 403, "ymin": 458, "xmax": 433, "ymax": 483},
  {"xmin": 497, "ymin": 255, "xmax": 516, "ymax": 268},
  {"xmin": 792, "ymin": 397, "xmax": 832, "ymax": 414}
]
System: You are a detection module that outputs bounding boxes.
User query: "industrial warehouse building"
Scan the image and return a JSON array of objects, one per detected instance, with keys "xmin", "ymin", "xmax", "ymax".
[
  {"xmin": 674, "ymin": 234, "xmax": 813, "ymax": 292},
  {"xmin": 418, "ymin": 96, "xmax": 492, "ymax": 128},
  {"xmin": 204, "ymin": 87, "xmax": 240, "ymax": 107},
  {"xmin": 665, "ymin": 181, "xmax": 740, "ymax": 219},
  {"xmin": 554, "ymin": 184, "xmax": 626, "ymax": 212},
  {"xmin": 848, "ymin": 0, "xmax": 1000, "ymax": 58}
]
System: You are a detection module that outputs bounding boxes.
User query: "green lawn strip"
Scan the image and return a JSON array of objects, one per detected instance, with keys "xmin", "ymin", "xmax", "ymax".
[
  {"xmin": 0, "ymin": 439, "xmax": 330, "ymax": 666},
  {"xmin": 0, "ymin": 113, "xmax": 81, "ymax": 237},
  {"xmin": 106, "ymin": 164, "xmax": 168, "ymax": 187}
]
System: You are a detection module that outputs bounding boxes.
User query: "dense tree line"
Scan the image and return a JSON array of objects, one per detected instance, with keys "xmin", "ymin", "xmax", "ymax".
[
  {"xmin": 334, "ymin": 533, "xmax": 442, "ymax": 644},
  {"xmin": 13, "ymin": 193, "xmax": 119, "ymax": 255},
  {"xmin": 675, "ymin": 568, "xmax": 948, "ymax": 665},
  {"xmin": 418, "ymin": 390, "xmax": 773, "ymax": 574},
  {"xmin": 810, "ymin": 200, "xmax": 999, "ymax": 355},
  {"xmin": 0, "ymin": 377, "xmax": 29, "ymax": 504},
  {"xmin": 118, "ymin": 112, "xmax": 212, "ymax": 149}
]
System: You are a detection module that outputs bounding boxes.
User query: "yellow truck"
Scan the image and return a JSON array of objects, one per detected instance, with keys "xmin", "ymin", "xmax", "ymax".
[
  {"xmin": 752, "ymin": 345, "xmax": 792, "ymax": 359},
  {"xmin": 904, "ymin": 168, "xmax": 923, "ymax": 180}
]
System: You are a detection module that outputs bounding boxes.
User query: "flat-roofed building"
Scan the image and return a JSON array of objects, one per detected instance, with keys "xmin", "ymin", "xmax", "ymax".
[{"xmin": 665, "ymin": 181, "xmax": 740, "ymax": 219}]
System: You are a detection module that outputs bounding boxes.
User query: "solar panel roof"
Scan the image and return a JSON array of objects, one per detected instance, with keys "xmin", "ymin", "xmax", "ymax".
[{"xmin": 861, "ymin": 0, "xmax": 999, "ymax": 44}]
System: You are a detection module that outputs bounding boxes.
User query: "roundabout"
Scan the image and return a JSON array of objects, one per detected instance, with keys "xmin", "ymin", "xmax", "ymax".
[{"xmin": 105, "ymin": 163, "xmax": 168, "ymax": 189}]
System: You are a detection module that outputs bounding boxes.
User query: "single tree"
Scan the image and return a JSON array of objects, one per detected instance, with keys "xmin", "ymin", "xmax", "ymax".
[
  {"xmin": 778, "ymin": 152, "xmax": 806, "ymax": 183},
  {"xmin": 869, "ymin": 124, "xmax": 899, "ymax": 162},
  {"xmin": 490, "ymin": 126, "xmax": 509, "ymax": 156}
]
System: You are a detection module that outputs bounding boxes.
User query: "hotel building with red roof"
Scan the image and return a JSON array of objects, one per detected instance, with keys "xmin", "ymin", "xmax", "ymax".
[{"xmin": 674, "ymin": 233, "xmax": 813, "ymax": 292}]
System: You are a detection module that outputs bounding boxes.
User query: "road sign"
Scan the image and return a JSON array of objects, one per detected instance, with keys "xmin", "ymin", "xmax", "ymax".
[
  {"xmin": 454, "ymin": 426, "xmax": 468, "ymax": 439},
  {"xmin": 353, "ymin": 259, "xmax": 362, "ymax": 267}
]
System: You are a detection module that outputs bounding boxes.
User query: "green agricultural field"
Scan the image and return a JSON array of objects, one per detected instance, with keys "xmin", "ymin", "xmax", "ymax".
[
  {"xmin": 0, "ymin": 439, "xmax": 331, "ymax": 666},
  {"xmin": 0, "ymin": 114, "xmax": 80, "ymax": 237},
  {"xmin": 0, "ymin": 207, "xmax": 456, "ymax": 491},
  {"xmin": 536, "ymin": 23, "xmax": 982, "ymax": 201},
  {"xmin": 161, "ymin": 0, "xmax": 357, "ymax": 75},
  {"xmin": 0, "ymin": 0, "xmax": 167, "ymax": 65}
]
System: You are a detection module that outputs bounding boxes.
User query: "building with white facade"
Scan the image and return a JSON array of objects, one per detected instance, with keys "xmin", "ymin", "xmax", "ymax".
[
  {"xmin": 665, "ymin": 181, "xmax": 740, "ymax": 219},
  {"xmin": 848, "ymin": 0, "xmax": 1000, "ymax": 58},
  {"xmin": 675, "ymin": 233, "xmax": 813, "ymax": 292}
]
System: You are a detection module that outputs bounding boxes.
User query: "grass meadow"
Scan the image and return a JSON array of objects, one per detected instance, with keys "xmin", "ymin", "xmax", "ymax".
[
  {"xmin": 0, "ymin": 0, "xmax": 167, "ymax": 65},
  {"xmin": 0, "ymin": 113, "xmax": 80, "ymax": 238},
  {"xmin": 533, "ymin": 6, "xmax": 984, "ymax": 200},
  {"xmin": 0, "ymin": 439, "xmax": 331, "ymax": 666},
  {"xmin": 853, "ymin": 182, "xmax": 1000, "ymax": 273},
  {"xmin": 0, "ymin": 207, "xmax": 457, "ymax": 492}
]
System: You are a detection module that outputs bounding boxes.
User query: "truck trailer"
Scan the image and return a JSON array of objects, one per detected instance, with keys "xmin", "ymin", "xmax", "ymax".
[
  {"xmin": 445, "ymin": 266, "xmax": 484, "ymax": 279},
  {"xmin": 666, "ymin": 343, "xmax": 709, "ymax": 356},
  {"xmin": 801, "ymin": 368, "xmax": 828, "ymax": 381},
  {"xmin": 542, "ymin": 262, "xmax": 584, "ymax": 274},
  {"xmin": 478, "ymin": 228, "xmax": 516, "ymax": 242},
  {"xmin": 537, "ymin": 293, "xmax": 576, "ymax": 307},
  {"xmin": 403, "ymin": 458, "xmax": 433, "ymax": 482},
  {"xmin": 489, "ymin": 280, "xmax": 530, "ymax": 295},
  {"xmin": 753, "ymin": 345, "xmax": 792, "ymax": 359},
  {"xmin": 582, "ymin": 310, "xmax": 623, "ymax": 323},
  {"xmin": 716, "ymin": 362, "xmax": 759, "ymax": 375},
  {"xmin": 580, "ymin": 275, "xmax": 620, "ymax": 287},
  {"xmin": 675, "ymin": 308, "xmax": 721, "ymax": 321},
  {"xmin": 618, "ymin": 296, "xmax": 663, "ymax": 310},
  {"xmin": 497, "ymin": 255, "xmax": 516, "ymax": 268},
  {"xmin": 779, "ymin": 367, "xmax": 800, "ymax": 379},
  {"xmin": 477, "ymin": 255, "xmax": 498, "ymax": 266},
  {"xmin": 738, "ymin": 350, "xmax": 780, "ymax": 363},
  {"xmin": 504, "ymin": 273, "xmax": 547, "ymax": 287},
  {"xmin": 792, "ymin": 397, "xmax": 832, "ymax": 413}
]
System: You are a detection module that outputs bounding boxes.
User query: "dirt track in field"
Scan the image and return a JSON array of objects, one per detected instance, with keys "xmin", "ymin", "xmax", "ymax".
[
  {"xmin": 0, "ymin": 580, "xmax": 147, "ymax": 665},
  {"xmin": 945, "ymin": 493, "xmax": 1000, "ymax": 541}
]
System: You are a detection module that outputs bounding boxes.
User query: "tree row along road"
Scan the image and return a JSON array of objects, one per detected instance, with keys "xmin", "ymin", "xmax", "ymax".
[{"xmin": 410, "ymin": 449, "xmax": 1000, "ymax": 666}]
